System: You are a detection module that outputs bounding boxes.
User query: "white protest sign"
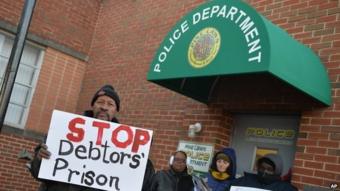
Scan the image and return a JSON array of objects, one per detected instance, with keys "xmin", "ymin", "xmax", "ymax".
[
  {"xmin": 230, "ymin": 186, "xmax": 271, "ymax": 191},
  {"xmin": 39, "ymin": 110, "xmax": 153, "ymax": 191},
  {"xmin": 177, "ymin": 141, "xmax": 214, "ymax": 173}
]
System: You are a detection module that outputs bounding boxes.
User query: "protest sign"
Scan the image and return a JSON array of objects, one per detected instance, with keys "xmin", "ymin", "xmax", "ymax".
[
  {"xmin": 177, "ymin": 141, "xmax": 214, "ymax": 173},
  {"xmin": 38, "ymin": 110, "xmax": 153, "ymax": 191}
]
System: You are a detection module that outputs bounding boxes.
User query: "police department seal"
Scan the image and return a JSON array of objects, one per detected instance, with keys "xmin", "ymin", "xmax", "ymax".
[{"xmin": 188, "ymin": 27, "xmax": 220, "ymax": 68}]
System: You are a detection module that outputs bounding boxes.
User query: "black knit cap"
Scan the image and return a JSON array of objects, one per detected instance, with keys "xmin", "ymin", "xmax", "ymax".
[{"xmin": 91, "ymin": 85, "xmax": 120, "ymax": 111}]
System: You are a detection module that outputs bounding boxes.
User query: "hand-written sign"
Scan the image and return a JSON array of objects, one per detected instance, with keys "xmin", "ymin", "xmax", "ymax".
[
  {"xmin": 38, "ymin": 110, "xmax": 153, "ymax": 191},
  {"xmin": 177, "ymin": 141, "xmax": 214, "ymax": 173}
]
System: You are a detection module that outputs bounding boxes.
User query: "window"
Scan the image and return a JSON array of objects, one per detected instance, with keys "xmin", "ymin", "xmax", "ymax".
[{"xmin": 0, "ymin": 32, "xmax": 44, "ymax": 128}]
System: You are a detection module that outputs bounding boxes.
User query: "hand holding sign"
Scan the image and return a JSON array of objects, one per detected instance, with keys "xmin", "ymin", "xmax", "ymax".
[
  {"xmin": 39, "ymin": 110, "xmax": 153, "ymax": 191},
  {"xmin": 36, "ymin": 143, "xmax": 51, "ymax": 160}
]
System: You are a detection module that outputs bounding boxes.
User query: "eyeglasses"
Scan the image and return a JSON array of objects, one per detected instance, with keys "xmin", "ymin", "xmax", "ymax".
[{"xmin": 173, "ymin": 158, "xmax": 186, "ymax": 163}]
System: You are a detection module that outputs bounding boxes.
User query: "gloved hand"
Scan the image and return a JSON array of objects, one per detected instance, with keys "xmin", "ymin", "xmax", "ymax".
[{"xmin": 36, "ymin": 143, "xmax": 51, "ymax": 160}]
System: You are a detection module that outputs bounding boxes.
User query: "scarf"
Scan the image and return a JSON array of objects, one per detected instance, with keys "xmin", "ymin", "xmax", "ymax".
[{"xmin": 210, "ymin": 170, "xmax": 230, "ymax": 181}]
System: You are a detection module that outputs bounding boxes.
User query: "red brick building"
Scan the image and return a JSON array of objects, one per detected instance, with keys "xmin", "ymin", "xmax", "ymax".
[{"xmin": 0, "ymin": 0, "xmax": 339, "ymax": 190}]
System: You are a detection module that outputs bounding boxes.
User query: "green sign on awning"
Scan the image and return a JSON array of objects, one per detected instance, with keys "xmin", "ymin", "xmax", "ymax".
[{"xmin": 147, "ymin": 0, "xmax": 331, "ymax": 106}]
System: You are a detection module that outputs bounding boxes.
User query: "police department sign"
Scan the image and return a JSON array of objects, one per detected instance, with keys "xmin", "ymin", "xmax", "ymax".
[{"xmin": 149, "ymin": 0, "xmax": 266, "ymax": 76}]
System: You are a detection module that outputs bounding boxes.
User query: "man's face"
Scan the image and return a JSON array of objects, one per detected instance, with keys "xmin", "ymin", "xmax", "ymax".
[
  {"xmin": 216, "ymin": 159, "xmax": 230, "ymax": 173},
  {"xmin": 172, "ymin": 152, "xmax": 187, "ymax": 173},
  {"xmin": 258, "ymin": 161, "xmax": 275, "ymax": 175},
  {"xmin": 92, "ymin": 95, "xmax": 117, "ymax": 121}
]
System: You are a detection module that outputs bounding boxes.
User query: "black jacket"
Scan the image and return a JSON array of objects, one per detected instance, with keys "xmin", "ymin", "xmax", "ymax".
[
  {"xmin": 143, "ymin": 159, "xmax": 155, "ymax": 191},
  {"xmin": 230, "ymin": 172, "xmax": 297, "ymax": 191},
  {"xmin": 151, "ymin": 168, "xmax": 194, "ymax": 191}
]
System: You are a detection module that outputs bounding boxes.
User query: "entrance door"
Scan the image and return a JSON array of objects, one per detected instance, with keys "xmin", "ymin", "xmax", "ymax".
[{"xmin": 231, "ymin": 114, "xmax": 299, "ymax": 177}]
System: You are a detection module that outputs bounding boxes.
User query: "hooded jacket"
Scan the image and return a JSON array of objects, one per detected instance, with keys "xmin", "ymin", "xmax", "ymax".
[
  {"xmin": 207, "ymin": 148, "xmax": 237, "ymax": 191},
  {"xmin": 230, "ymin": 154, "xmax": 297, "ymax": 191},
  {"xmin": 30, "ymin": 111, "xmax": 154, "ymax": 191}
]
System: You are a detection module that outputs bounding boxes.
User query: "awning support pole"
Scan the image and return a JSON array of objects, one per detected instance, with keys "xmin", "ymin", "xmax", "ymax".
[{"xmin": 0, "ymin": 0, "xmax": 36, "ymax": 132}]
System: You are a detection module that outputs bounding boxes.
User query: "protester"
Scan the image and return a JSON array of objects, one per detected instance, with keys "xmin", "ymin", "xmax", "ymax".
[
  {"xmin": 30, "ymin": 85, "xmax": 154, "ymax": 191},
  {"xmin": 151, "ymin": 150, "xmax": 194, "ymax": 191},
  {"xmin": 206, "ymin": 148, "xmax": 236, "ymax": 191},
  {"xmin": 230, "ymin": 153, "xmax": 297, "ymax": 191}
]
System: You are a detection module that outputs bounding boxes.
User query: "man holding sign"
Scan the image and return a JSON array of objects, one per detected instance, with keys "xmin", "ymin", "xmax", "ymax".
[{"xmin": 30, "ymin": 85, "xmax": 154, "ymax": 191}]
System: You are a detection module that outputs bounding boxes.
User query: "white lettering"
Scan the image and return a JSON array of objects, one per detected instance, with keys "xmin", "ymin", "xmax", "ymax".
[
  {"xmin": 235, "ymin": 10, "xmax": 247, "ymax": 24},
  {"xmin": 210, "ymin": 5, "xmax": 220, "ymax": 18},
  {"xmin": 245, "ymin": 28, "xmax": 259, "ymax": 43},
  {"xmin": 173, "ymin": 29, "xmax": 181, "ymax": 40},
  {"xmin": 153, "ymin": 19, "xmax": 190, "ymax": 73},
  {"xmin": 248, "ymin": 39, "xmax": 261, "ymax": 54},
  {"xmin": 239, "ymin": 16, "xmax": 254, "ymax": 33},
  {"xmin": 217, "ymin": 5, "xmax": 227, "ymax": 18},
  {"xmin": 154, "ymin": 3, "xmax": 265, "ymax": 73},
  {"xmin": 193, "ymin": 12, "xmax": 201, "ymax": 25},
  {"xmin": 158, "ymin": 52, "xmax": 167, "ymax": 63},
  {"xmin": 169, "ymin": 37, "xmax": 175, "ymax": 45},
  {"xmin": 164, "ymin": 44, "xmax": 173, "ymax": 53},
  {"xmin": 153, "ymin": 64, "xmax": 161, "ymax": 72},
  {"xmin": 226, "ymin": 6, "xmax": 238, "ymax": 21},
  {"xmin": 202, "ymin": 7, "xmax": 210, "ymax": 21},
  {"xmin": 249, "ymin": 52, "xmax": 262, "ymax": 63},
  {"xmin": 181, "ymin": 20, "xmax": 189, "ymax": 33}
]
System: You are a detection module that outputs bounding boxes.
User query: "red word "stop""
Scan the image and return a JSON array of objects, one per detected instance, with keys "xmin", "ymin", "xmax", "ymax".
[{"xmin": 66, "ymin": 117, "xmax": 150, "ymax": 153}]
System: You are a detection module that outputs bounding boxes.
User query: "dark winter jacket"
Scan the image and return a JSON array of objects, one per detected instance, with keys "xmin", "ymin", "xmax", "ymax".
[
  {"xmin": 30, "ymin": 110, "xmax": 154, "ymax": 191},
  {"xmin": 230, "ymin": 172, "xmax": 297, "ymax": 191},
  {"xmin": 230, "ymin": 154, "xmax": 297, "ymax": 191},
  {"xmin": 207, "ymin": 148, "xmax": 237, "ymax": 191},
  {"xmin": 151, "ymin": 168, "xmax": 194, "ymax": 191},
  {"xmin": 143, "ymin": 159, "xmax": 155, "ymax": 191}
]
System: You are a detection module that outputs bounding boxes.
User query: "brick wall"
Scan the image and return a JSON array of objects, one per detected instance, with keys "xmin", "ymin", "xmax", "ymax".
[
  {"xmin": 0, "ymin": 47, "xmax": 87, "ymax": 191},
  {"xmin": 76, "ymin": 0, "xmax": 210, "ymax": 170},
  {"xmin": 77, "ymin": 0, "xmax": 340, "ymax": 190},
  {"xmin": 0, "ymin": 133, "xmax": 39, "ymax": 191},
  {"xmin": 26, "ymin": 48, "xmax": 87, "ymax": 133},
  {"xmin": 244, "ymin": 0, "xmax": 340, "ymax": 189},
  {"xmin": 0, "ymin": 0, "xmax": 101, "ymax": 54}
]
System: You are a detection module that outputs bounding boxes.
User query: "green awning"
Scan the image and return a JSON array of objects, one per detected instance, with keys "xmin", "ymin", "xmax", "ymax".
[{"xmin": 147, "ymin": 0, "xmax": 331, "ymax": 106}]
